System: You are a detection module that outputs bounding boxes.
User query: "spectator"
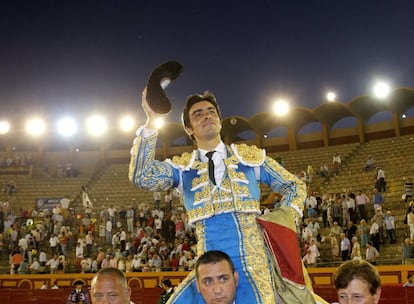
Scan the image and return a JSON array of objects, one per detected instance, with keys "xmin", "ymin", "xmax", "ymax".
[
  {"xmin": 359, "ymin": 219, "xmax": 369, "ymax": 248},
  {"xmin": 46, "ymin": 255, "xmax": 59, "ymax": 274},
  {"xmin": 329, "ymin": 233, "xmax": 340, "ymax": 262},
  {"xmin": 319, "ymin": 163, "xmax": 329, "ymax": 180},
  {"xmin": 302, "ymin": 248, "xmax": 317, "ymax": 267},
  {"xmin": 372, "ymin": 208, "xmax": 385, "ymax": 245},
  {"xmin": 403, "ymin": 274, "xmax": 414, "ymax": 287},
  {"xmin": 107, "ymin": 205, "xmax": 117, "ymax": 228},
  {"xmin": 369, "ymin": 218, "xmax": 380, "ymax": 252},
  {"xmin": 81, "ymin": 186, "xmax": 93, "ymax": 213},
  {"xmin": 40, "ymin": 280, "xmax": 49, "ymax": 289},
  {"xmin": 29, "ymin": 257, "xmax": 41, "ymax": 274},
  {"xmin": 333, "ymin": 259, "xmax": 381, "ymax": 304},
  {"xmin": 308, "ymin": 218, "xmax": 321, "ymax": 241},
  {"xmin": 49, "ymin": 233, "xmax": 59, "ymax": 257},
  {"xmin": 403, "ymin": 178, "xmax": 413, "ymax": 203},
  {"xmin": 372, "ymin": 189, "xmax": 384, "ymax": 213},
  {"xmin": 340, "ymin": 233, "xmax": 351, "ymax": 261},
  {"xmin": 308, "ymin": 239, "xmax": 320, "ymax": 264},
  {"xmin": 90, "ymin": 268, "xmax": 131, "ymax": 304},
  {"xmin": 402, "ymin": 238, "xmax": 414, "ymax": 265},
  {"xmin": 384, "ymin": 211, "xmax": 396, "ymax": 244},
  {"xmin": 364, "ymin": 155, "xmax": 375, "ymax": 171},
  {"xmin": 332, "ymin": 152, "xmax": 341, "ymax": 176},
  {"xmin": 51, "ymin": 280, "xmax": 59, "ymax": 289},
  {"xmin": 375, "ymin": 167, "xmax": 386, "ymax": 193},
  {"xmin": 305, "ymin": 193, "xmax": 317, "ymax": 218},
  {"xmin": 18, "ymin": 259, "xmax": 29, "ymax": 274},
  {"xmin": 164, "ymin": 190, "xmax": 173, "ymax": 211},
  {"xmin": 350, "ymin": 237, "xmax": 362, "ymax": 261},
  {"xmin": 329, "ymin": 221, "xmax": 342, "ymax": 239},
  {"xmin": 153, "ymin": 191, "xmax": 161, "ymax": 209},
  {"xmin": 356, "ymin": 190, "xmax": 369, "ymax": 221},
  {"xmin": 366, "ymin": 242, "xmax": 380, "ymax": 265},
  {"xmin": 158, "ymin": 278, "xmax": 174, "ymax": 304}
]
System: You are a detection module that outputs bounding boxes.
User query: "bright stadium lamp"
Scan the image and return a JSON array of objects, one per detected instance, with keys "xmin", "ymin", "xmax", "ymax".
[
  {"xmin": 57, "ymin": 117, "xmax": 78, "ymax": 137},
  {"xmin": 272, "ymin": 99, "xmax": 290, "ymax": 117},
  {"xmin": 26, "ymin": 118, "xmax": 46, "ymax": 137},
  {"xmin": 0, "ymin": 121, "xmax": 10, "ymax": 135},
  {"xmin": 373, "ymin": 82, "xmax": 391, "ymax": 99},
  {"xmin": 326, "ymin": 91, "xmax": 336, "ymax": 102},
  {"xmin": 119, "ymin": 115, "xmax": 135, "ymax": 132},
  {"xmin": 154, "ymin": 117, "xmax": 165, "ymax": 129},
  {"xmin": 86, "ymin": 114, "xmax": 108, "ymax": 137}
]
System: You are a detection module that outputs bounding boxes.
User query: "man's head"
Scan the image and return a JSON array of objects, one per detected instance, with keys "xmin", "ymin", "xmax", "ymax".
[
  {"xmin": 407, "ymin": 274, "xmax": 413, "ymax": 284},
  {"xmin": 333, "ymin": 259, "xmax": 381, "ymax": 304},
  {"xmin": 181, "ymin": 92, "xmax": 222, "ymax": 143},
  {"xmin": 195, "ymin": 250, "xmax": 238, "ymax": 304},
  {"xmin": 91, "ymin": 268, "xmax": 131, "ymax": 304},
  {"xmin": 161, "ymin": 278, "xmax": 172, "ymax": 290},
  {"xmin": 74, "ymin": 280, "xmax": 84, "ymax": 291}
]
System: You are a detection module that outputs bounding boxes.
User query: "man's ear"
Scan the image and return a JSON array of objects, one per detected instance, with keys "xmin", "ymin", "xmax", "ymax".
[
  {"xmin": 374, "ymin": 287, "xmax": 381, "ymax": 304},
  {"xmin": 234, "ymin": 272, "xmax": 239, "ymax": 287},
  {"xmin": 185, "ymin": 126, "xmax": 193, "ymax": 137},
  {"xmin": 195, "ymin": 280, "xmax": 200, "ymax": 293}
]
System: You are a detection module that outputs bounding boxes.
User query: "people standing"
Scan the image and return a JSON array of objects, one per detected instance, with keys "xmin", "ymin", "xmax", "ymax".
[
  {"xmin": 356, "ymin": 190, "xmax": 369, "ymax": 221},
  {"xmin": 340, "ymin": 233, "xmax": 351, "ymax": 261},
  {"xmin": 375, "ymin": 167, "xmax": 386, "ymax": 192}
]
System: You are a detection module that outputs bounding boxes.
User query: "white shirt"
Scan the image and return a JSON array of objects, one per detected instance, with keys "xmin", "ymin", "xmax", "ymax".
[
  {"xmin": 356, "ymin": 194, "xmax": 369, "ymax": 205},
  {"xmin": 199, "ymin": 141, "xmax": 261, "ymax": 187}
]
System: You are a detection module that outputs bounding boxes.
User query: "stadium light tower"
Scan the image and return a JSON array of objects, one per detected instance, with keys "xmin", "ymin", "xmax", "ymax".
[
  {"xmin": 373, "ymin": 81, "xmax": 391, "ymax": 99},
  {"xmin": 57, "ymin": 117, "xmax": 78, "ymax": 137},
  {"xmin": 86, "ymin": 114, "xmax": 108, "ymax": 137},
  {"xmin": 0, "ymin": 120, "xmax": 10, "ymax": 135},
  {"xmin": 272, "ymin": 99, "xmax": 290, "ymax": 117},
  {"xmin": 26, "ymin": 118, "xmax": 46, "ymax": 137}
]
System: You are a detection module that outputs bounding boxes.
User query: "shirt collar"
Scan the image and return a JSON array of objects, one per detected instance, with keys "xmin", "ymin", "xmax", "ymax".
[{"xmin": 199, "ymin": 141, "xmax": 226, "ymax": 161}]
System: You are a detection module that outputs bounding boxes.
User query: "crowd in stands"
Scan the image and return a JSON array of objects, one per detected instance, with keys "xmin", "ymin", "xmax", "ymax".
[
  {"xmin": 0, "ymin": 153, "xmax": 33, "ymax": 168},
  {"xmin": 0, "ymin": 155, "xmax": 412, "ymax": 275},
  {"xmin": 1, "ymin": 186, "xmax": 202, "ymax": 275}
]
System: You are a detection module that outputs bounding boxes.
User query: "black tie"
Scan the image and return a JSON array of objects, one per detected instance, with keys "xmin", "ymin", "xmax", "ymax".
[{"xmin": 205, "ymin": 151, "xmax": 216, "ymax": 185}]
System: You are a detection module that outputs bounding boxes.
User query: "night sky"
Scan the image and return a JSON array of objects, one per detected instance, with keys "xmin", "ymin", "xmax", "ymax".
[{"xmin": 1, "ymin": 0, "xmax": 414, "ymax": 124}]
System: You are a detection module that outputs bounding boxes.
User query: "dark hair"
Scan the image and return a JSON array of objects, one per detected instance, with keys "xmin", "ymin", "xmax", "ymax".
[
  {"xmin": 195, "ymin": 250, "xmax": 234, "ymax": 278},
  {"xmin": 181, "ymin": 91, "xmax": 221, "ymax": 141},
  {"xmin": 333, "ymin": 260, "xmax": 381, "ymax": 295},
  {"xmin": 162, "ymin": 278, "xmax": 172, "ymax": 288}
]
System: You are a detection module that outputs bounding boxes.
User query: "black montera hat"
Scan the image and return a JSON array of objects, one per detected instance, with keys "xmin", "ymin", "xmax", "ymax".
[{"xmin": 146, "ymin": 61, "xmax": 183, "ymax": 114}]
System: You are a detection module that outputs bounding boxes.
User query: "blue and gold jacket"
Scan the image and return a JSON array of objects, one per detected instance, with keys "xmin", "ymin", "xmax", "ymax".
[{"xmin": 129, "ymin": 129, "xmax": 305, "ymax": 224}]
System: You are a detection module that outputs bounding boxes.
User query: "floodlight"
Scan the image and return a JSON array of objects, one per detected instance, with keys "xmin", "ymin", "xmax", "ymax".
[
  {"xmin": 154, "ymin": 117, "xmax": 165, "ymax": 129},
  {"xmin": 326, "ymin": 92, "xmax": 336, "ymax": 102},
  {"xmin": 272, "ymin": 99, "xmax": 290, "ymax": 117},
  {"xmin": 57, "ymin": 117, "xmax": 78, "ymax": 137},
  {"xmin": 26, "ymin": 118, "xmax": 46, "ymax": 137},
  {"xmin": 0, "ymin": 121, "xmax": 10, "ymax": 135},
  {"xmin": 86, "ymin": 114, "xmax": 108, "ymax": 137},
  {"xmin": 119, "ymin": 116, "xmax": 135, "ymax": 132},
  {"xmin": 373, "ymin": 82, "xmax": 390, "ymax": 99}
]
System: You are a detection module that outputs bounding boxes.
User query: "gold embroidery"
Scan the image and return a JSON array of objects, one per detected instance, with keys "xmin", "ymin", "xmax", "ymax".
[
  {"xmin": 171, "ymin": 152, "xmax": 194, "ymax": 168},
  {"xmin": 237, "ymin": 213, "xmax": 276, "ymax": 303},
  {"xmin": 232, "ymin": 143, "xmax": 265, "ymax": 166}
]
